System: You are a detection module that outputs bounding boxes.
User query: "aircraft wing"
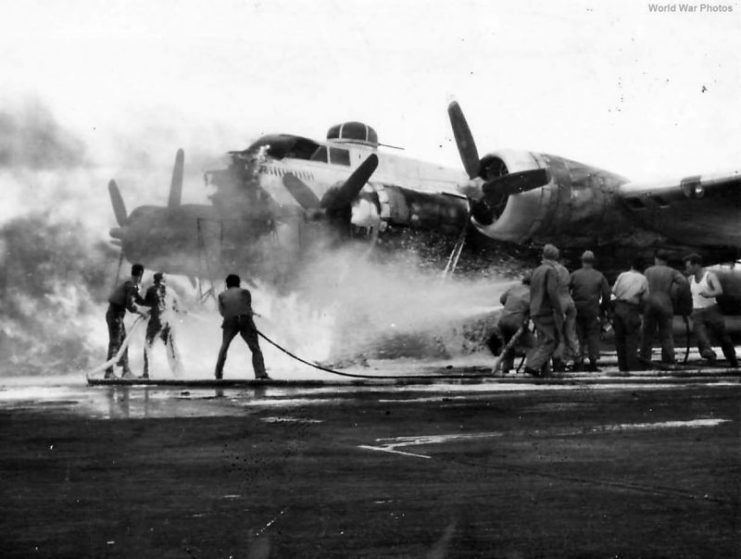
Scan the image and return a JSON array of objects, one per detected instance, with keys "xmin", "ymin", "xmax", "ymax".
[{"xmin": 617, "ymin": 170, "xmax": 741, "ymax": 248}]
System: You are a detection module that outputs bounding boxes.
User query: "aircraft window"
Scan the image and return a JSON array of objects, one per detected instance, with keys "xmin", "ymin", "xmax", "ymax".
[
  {"xmin": 311, "ymin": 146, "xmax": 328, "ymax": 163},
  {"xmin": 247, "ymin": 135, "xmax": 321, "ymax": 161},
  {"xmin": 330, "ymin": 147, "xmax": 351, "ymax": 166}
]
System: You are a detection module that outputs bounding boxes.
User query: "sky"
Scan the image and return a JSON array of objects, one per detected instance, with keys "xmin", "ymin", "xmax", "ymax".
[{"xmin": 1, "ymin": 0, "xmax": 740, "ymax": 214}]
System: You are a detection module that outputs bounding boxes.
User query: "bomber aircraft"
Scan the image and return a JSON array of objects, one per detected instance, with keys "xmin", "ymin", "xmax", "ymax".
[{"xmin": 106, "ymin": 101, "xmax": 741, "ymax": 307}]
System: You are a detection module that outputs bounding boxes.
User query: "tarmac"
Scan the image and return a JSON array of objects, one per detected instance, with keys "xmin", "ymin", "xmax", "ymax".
[{"xmin": 0, "ymin": 351, "xmax": 739, "ymax": 557}]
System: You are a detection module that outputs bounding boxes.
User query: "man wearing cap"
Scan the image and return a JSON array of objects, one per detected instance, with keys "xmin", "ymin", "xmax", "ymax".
[
  {"xmin": 684, "ymin": 253, "xmax": 738, "ymax": 367},
  {"xmin": 214, "ymin": 273, "xmax": 269, "ymax": 380},
  {"xmin": 612, "ymin": 257, "xmax": 649, "ymax": 372},
  {"xmin": 524, "ymin": 244, "xmax": 565, "ymax": 377},
  {"xmin": 569, "ymin": 250, "xmax": 611, "ymax": 372},
  {"xmin": 142, "ymin": 272, "xmax": 184, "ymax": 378},
  {"xmin": 105, "ymin": 263, "xmax": 148, "ymax": 379},
  {"xmin": 639, "ymin": 250, "xmax": 688, "ymax": 365}
]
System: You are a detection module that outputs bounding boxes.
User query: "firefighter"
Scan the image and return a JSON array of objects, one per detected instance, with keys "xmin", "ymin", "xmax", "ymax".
[
  {"xmin": 684, "ymin": 253, "xmax": 738, "ymax": 367},
  {"xmin": 611, "ymin": 257, "xmax": 649, "ymax": 372},
  {"xmin": 105, "ymin": 263, "xmax": 148, "ymax": 379},
  {"xmin": 569, "ymin": 250, "xmax": 611, "ymax": 371},
  {"xmin": 639, "ymin": 250, "xmax": 688, "ymax": 366},
  {"xmin": 524, "ymin": 244, "xmax": 565, "ymax": 377},
  {"xmin": 496, "ymin": 272, "xmax": 534, "ymax": 374},
  {"xmin": 214, "ymin": 274, "xmax": 269, "ymax": 380},
  {"xmin": 142, "ymin": 272, "xmax": 184, "ymax": 378}
]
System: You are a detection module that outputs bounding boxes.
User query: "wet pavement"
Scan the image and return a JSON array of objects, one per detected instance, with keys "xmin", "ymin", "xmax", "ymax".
[{"xmin": 1, "ymin": 354, "xmax": 740, "ymax": 557}]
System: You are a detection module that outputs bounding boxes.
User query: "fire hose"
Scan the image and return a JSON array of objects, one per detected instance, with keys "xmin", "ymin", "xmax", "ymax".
[
  {"xmin": 490, "ymin": 323, "xmax": 527, "ymax": 375},
  {"xmin": 86, "ymin": 313, "xmax": 490, "ymax": 381},
  {"xmin": 254, "ymin": 328, "xmax": 489, "ymax": 380},
  {"xmin": 86, "ymin": 315, "xmax": 147, "ymax": 380}
]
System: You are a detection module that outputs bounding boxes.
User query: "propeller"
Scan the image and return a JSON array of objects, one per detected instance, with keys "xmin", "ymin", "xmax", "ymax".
[
  {"xmin": 447, "ymin": 101, "xmax": 480, "ymax": 180},
  {"xmin": 168, "ymin": 148, "xmax": 184, "ymax": 209},
  {"xmin": 283, "ymin": 174, "xmax": 321, "ymax": 210},
  {"xmin": 108, "ymin": 179, "xmax": 128, "ymax": 226},
  {"xmin": 482, "ymin": 168, "xmax": 550, "ymax": 198},
  {"xmin": 282, "ymin": 154, "xmax": 379, "ymax": 217},
  {"xmin": 447, "ymin": 101, "xmax": 550, "ymax": 223}
]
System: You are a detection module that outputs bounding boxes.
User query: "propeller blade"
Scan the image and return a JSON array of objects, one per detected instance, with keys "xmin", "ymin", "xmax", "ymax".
[
  {"xmin": 448, "ymin": 101, "xmax": 480, "ymax": 179},
  {"xmin": 108, "ymin": 179, "xmax": 128, "ymax": 226},
  {"xmin": 283, "ymin": 173, "xmax": 322, "ymax": 210},
  {"xmin": 482, "ymin": 168, "xmax": 550, "ymax": 199},
  {"xmin": 113, "ymin": 250, "xmax": 125, "ymax": 286},
  {"xmin": 168, "ymin": 148, "xmax": 185, "ymax": 209},
  {"xmin": 322, "ymin": 154, "xmax": 379, "ymax": 210}
]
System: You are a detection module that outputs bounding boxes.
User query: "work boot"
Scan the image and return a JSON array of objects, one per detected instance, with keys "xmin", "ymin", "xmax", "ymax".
[
  {"xmin": 139, "ymin": 372, "xmax": 149, "ymax": 380},
  {"xmin": 103, "ymin": 369, "xmax": 115, "ymax": 379},
  {"xmin": 256, "ymin": 372, "xmax": 271, "ymax": 380},
  {"xmin": 214, "ymin": 370, "xmax": 223, "ymax": 380},
  {"xmin": 121, "ymin": 369, "xmax": 136, "ymax": 379},
  {"xmin": 587, "ymin": 362, "xmax": 601, "ymax": 373},
  {"xmin": 552, "ymin": 359, "xmax": 566, "ymax": 373},
  {"xmin": 523, "ymin": 367, "xmax": 540, "ymax": 378}
]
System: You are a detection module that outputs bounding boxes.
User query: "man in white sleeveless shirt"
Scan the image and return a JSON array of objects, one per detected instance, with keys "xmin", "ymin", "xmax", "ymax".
[{"xmin": 684, "ymin": 254, "xmax": 738, "ymax": 368}]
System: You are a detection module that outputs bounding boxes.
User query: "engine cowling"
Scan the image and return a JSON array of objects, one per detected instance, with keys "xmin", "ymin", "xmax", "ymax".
[{"xmin": 473, "ymin": 150, "xmax": 632, "ymax": 246}]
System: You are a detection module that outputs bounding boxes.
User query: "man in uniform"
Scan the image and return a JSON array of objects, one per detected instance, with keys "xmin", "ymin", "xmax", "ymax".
[
  {"xmin": 553, "ymin": 256, "xmax": 579, "ymax": 372},
  {"xmin": 612, "ymin": 258, "xmax": 649, "ymax": 372},
  {"xmin": 524, "ymin": 244, "xmax": 565, "ymax": 377},
  {"xmin": 105, "ymin": 263, "xmax": 147, "ymax": 379},
  {"xmin": 640, "ymin": 250, "xmax": 688, "ymax": 366},
  {"xmin": 496, "ymin": 272, "xmax": 534, "ymax": 374},
  {"xmin": 684, "ymin": 254, "xmax": 738, "ymax": 367},
  {"xmin": 142, "ymin": 272, "xmax": 184, "ymax": 378},
  {"xmin": 569, "ymin": 250, "xmax": 611, "ymax": 371},
  {"xmin": 214, "ymin": 274, "xmax": 269, "ymax": 380}
]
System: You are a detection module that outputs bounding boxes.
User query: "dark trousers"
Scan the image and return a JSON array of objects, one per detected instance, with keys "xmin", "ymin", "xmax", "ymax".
[
  {"xmin": 499, "ymin": 319, "xmax": 534, "ymax": 372},
  {"xmin": 692, "ymin": 306, "xmax": 738, "ymax": 366},
  {"xmin": 640, "ymin": 306, "xmax": 675, "ymax": 364},
  {"xmin": 555, "ymin": 302, "xmax": 579, "ymax": 364},
  {"xmin": 105, "ymin": 307, "xmax": 129, "ymax": 373},
  {"xmin": 526, "ymin": 315, "xmax": 559, "ymax": 372},
  {"xmin": 575, "ymin": 306, "xmax": 601, "ymax": 364},
  {"xmin": 613, "ymin": 301, "xmax": 642, "ymax": 372},
  {"xmin": 215, "ymin": 315, "xmax": 267, "ymax": 379}
]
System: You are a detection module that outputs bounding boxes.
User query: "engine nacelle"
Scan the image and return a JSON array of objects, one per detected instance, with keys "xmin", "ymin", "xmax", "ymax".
[
  {"xmin": 374, "ymin": 184, "xmax": 469, "ymax": 235},
  {"xmin": 473, "ymin": 150, "xmax": 633, "ymax": 247}
]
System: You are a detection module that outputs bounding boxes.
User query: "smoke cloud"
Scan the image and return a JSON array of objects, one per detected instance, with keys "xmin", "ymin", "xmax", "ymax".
[{"xmin": 0, "ymin": 214, "xmax": 115, "ymax": 375}]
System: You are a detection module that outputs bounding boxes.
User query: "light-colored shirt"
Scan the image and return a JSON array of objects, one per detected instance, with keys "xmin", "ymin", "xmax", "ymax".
[
  {"xmin": 612, "ymin": 270, "xmax": 648, "ymax": 305},
  {"xmin": 690, "ymin": 271, "xmax": 718, "ymax": 309}
]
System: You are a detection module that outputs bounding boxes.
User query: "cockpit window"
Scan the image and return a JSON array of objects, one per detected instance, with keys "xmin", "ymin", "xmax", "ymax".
[
  {"xmin": 246, "ymin": 135, "xmax": 321, "ymax": 161},
  {"xmin": 310, "ymin": 146, "xmax": 328, "ymax": 163},
  {"xmin": 329, "ymin": 147, "xmax": 351, "ymax": 166}
]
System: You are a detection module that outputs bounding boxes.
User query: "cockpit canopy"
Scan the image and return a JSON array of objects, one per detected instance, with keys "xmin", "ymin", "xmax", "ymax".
[
  {"xmin": 327, "ymin": 122, "xmax": 378, "ymax": 147},
  {"xmin": 244, "ymin": 134, "xmax": 321, "ymax": 161}
]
